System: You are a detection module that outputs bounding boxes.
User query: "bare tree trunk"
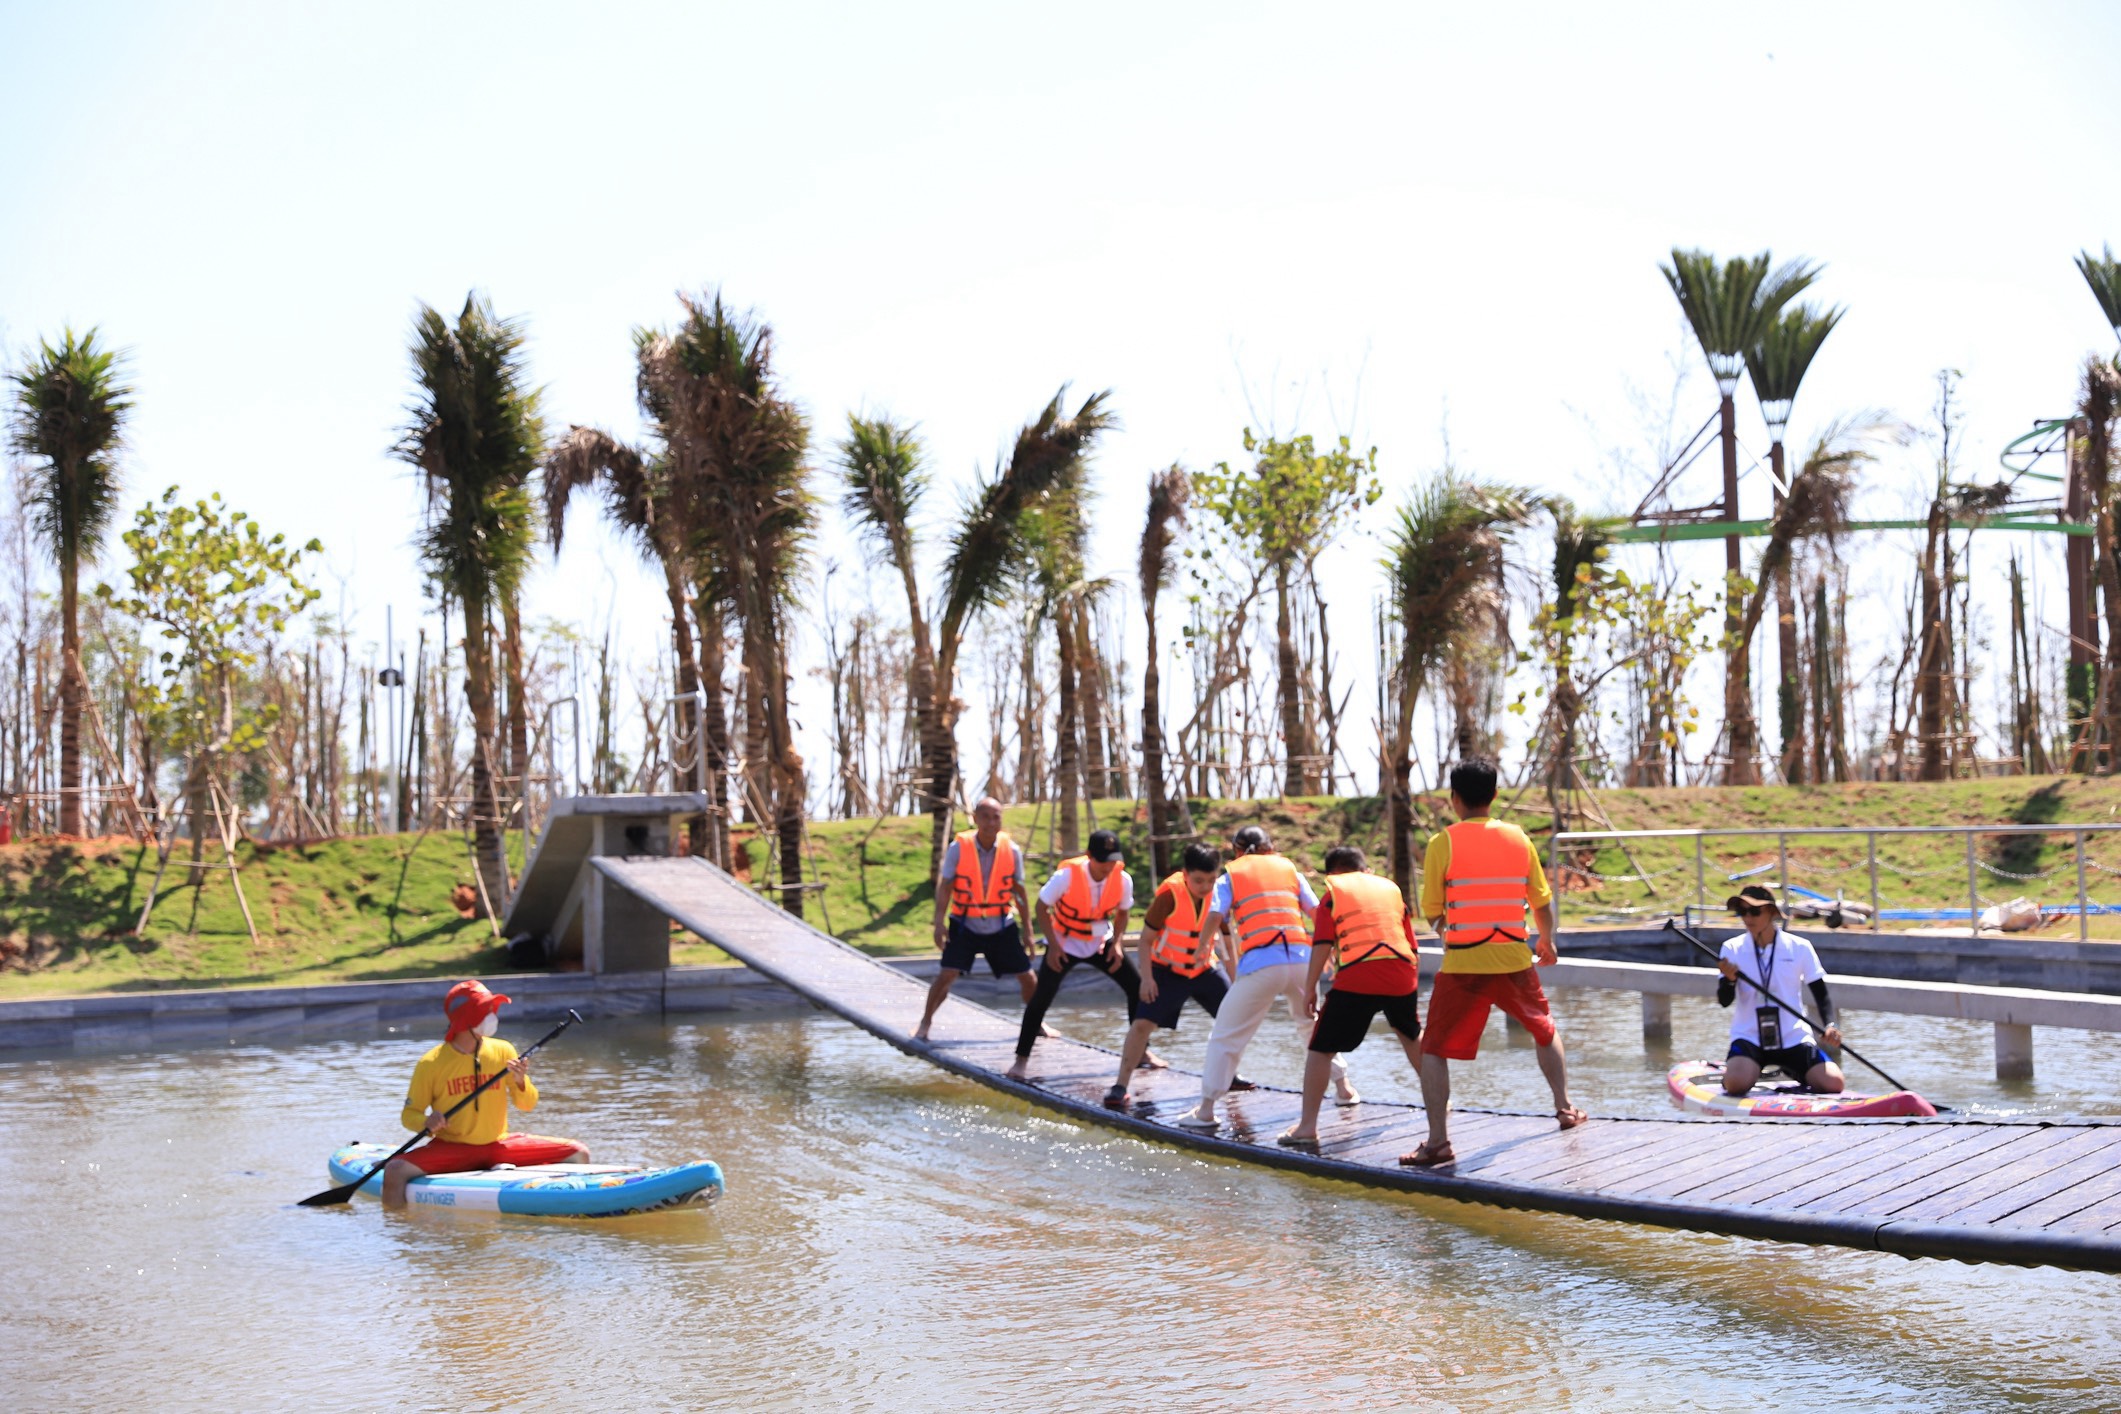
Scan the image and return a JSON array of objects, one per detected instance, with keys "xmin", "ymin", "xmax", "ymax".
[
  {"xmin": 1719, "ymin": 393, "xmax": 1760, "ymax": 785},
  {"xmin": 1054, "ymin": 599, "xmax": 1082, "ymax": 855},
  {"xmin": 58, "ymin": 555, "xmax": 82, "ymax": 836},
  {"xmin": 502, "ymin": 594, "xmax": 529, "ymax": 798},
  {"xmin": 695, "ymin": 593, "xmax": 731, "ymax": 869},
  {"xmin": 1917, "ymin": 502, "xmax": 1949, "ymax": 781},
  {"xmin": 1143, "ymin": 598, "xmax": 1170, "ymax": 879},
  {"xmin": 1771, "ymin": 442, "xmax": 1806, "ymax": 784},
  {"xmin": 1075, "ymin": 605, "xmax": 1108, "ymax": 802},
  {"xmin": 460, "ymin": 592, "xmax": 510, "ymax": 915},
  {"xmin": 664, "ymin": 562, "xmax": 707, "ymax": 857},
  {"xmin": 1275, "ymin": 562, "xmax": 1311, "ymax": 795}
]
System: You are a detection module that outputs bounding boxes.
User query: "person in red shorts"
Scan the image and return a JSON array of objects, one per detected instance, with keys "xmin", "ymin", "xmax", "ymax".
[
  {"xmin": 1400, "ymin": 759, "xmax": 1582, "ymax": 1168},
  {"xmin": 381, "ymin": 980, "xmax": 589, "ymax": 1209}
]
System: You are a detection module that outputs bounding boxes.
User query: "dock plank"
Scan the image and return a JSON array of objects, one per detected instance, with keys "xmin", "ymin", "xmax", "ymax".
[{"xmin": 598, "ymin": 855, "xmax": 2121, "ymax": 1274}]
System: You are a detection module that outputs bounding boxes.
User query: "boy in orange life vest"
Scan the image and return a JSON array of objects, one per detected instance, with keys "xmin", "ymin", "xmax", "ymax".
[
  {"xmin": 914, "ymin": 797, "xmax": 1035, "ymax": 1042},
  {"xmin": 380, "ymin": 980, "xmax": 589, "ymax": 1209},
  {"xmin": 1277, "ymin": 846, "xmax": 1422, "ymax": 1149},
  {"xmin": 1006, "ymin": 829, "xmax": 1143, "ymax": 1081},
  {"xmin": 1104, "ymin": 843, "xmax": 1232, "ymax": 1107},
  {"xmin": 1399, "ymin": 759, "xmax": 1584, "ymax": 1169}
]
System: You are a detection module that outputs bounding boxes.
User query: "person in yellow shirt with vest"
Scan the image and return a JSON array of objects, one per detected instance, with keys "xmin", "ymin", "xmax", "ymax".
[
  {"xmin": 914, "ymin": 796, "xmax": 1035, "ymax": 1042},
  {"xmin": 1104, "ymin": 843, "xmax": 1235, "ymax": 1107},
  {"xmin": 1400, "ymin": 759, "xmax": 1584, "ymax": 1168},
  {"xmin": 1006, "ymin": 829, "xmax": 1143, "ymax": 1080},
  {"xmin": 1277, "ymin": 847, "xmax": 1423, "ymax": 1149},
  {"xmin": 380, "ymin": 980, "xmax": 590, "ymax": 1208},
  {"xmin": 1176, "ymin": 825, "xmax": 1355, "ymax": 1130}
]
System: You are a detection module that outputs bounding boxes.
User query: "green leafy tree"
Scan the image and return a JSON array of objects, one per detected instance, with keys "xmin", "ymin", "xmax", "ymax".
[
  {"xmin": 1662, "ymin": 248, "xmax": 1817, "ymax": 783},
  {"xmin": 8, "ymin": 328, "xmax": 131, "ymax": 835},
  {"xmin": 396, "ymin": 292, "xmax": 545, "ymax": 916},
  {"xmin": 1196, "ymin": 431, "xmax": 1380, "ymax": 794},
  {"xmin": 98, "ymin": 488, "xmax": 319, "ymax": 872}
]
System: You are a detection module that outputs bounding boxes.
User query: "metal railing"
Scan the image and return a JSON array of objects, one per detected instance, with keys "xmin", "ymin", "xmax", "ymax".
[{"xmin": 1550, "ymin": 824, "xmax": 2121, "ymax": 942}]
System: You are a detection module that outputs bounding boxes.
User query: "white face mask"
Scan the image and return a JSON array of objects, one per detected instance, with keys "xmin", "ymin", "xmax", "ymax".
[{"xmin": 475, "ymin": 1013, "xmax": 499, "ymax": 1038}]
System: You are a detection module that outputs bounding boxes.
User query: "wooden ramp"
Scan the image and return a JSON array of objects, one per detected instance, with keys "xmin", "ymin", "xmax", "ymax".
[{"xmin": 598, "ymin": 855, "xmax": 2121, "ymax": 1273}]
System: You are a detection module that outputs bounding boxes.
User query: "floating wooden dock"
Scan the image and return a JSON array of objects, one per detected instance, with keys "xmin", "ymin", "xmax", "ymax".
[{"xmin": 596, "ymin": 855, "xmax": 2121, "ymax": 1274}]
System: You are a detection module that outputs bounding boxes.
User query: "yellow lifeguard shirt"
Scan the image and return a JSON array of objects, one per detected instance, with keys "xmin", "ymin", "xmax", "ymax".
[
  {"xmin": 1419, "ymin": 818, "xmax": 1552, "ymax": 975},
  {"xmin": 399, "ymin": 1037, "xmax": 537, "ymax": 1144}
]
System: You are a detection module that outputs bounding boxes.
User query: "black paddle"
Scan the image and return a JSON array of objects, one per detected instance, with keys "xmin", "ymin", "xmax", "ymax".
[
  {"xmin": 1664, "ymin": 921, "xmax": 1922, "ymax": 1098},
  {"xmin": 299, "ymin": 1009, "xmax": 583, "ymax": 1207}
]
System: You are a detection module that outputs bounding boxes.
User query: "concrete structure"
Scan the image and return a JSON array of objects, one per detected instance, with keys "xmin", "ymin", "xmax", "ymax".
[{"xmin": 501, "ymin": 793, "xmax": 706, "ymax": 971}]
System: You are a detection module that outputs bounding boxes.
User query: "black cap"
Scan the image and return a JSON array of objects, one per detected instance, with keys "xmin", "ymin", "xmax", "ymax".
[
  {"xmin": 1086, "ymin": 829, "xmax": 1122, "ymax": 863},
  {"xmin": 1726, "ymin": 883, "xmax": 1782, "ymax": 915}
]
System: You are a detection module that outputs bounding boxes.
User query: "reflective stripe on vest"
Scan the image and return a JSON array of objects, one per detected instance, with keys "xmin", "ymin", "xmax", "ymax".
[
  {"xmin": 1325, "ymin": 871, "xmax": 1415, "ymax": 969},
  {"xmin": 949, "ymin": 831, "xmax": 1016, "ymax": 920},
  {"xmin": 1052, "ymin": 856, "xmax": 1127, "ymax": 942},
  {"xmin": 1226, "ymin": 853, "xmax": 1306, "ymax": 955},
  {"xmin": 1149, "ymin": 873, "xmax": 1215, "ymax": 976},
  {"xmin": 1441, "ymin": 820, "xmax": 1531, "ymax": 948}
]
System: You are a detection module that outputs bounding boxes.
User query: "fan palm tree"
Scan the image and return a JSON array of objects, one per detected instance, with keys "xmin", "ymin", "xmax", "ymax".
[
  {"xmin": 2077, "ymin": 246, "xmax": 2121, "ymax": 346},
  {"xmin": 396, "ymin": 293, "xmax": 545, "ymax": 914},
  {"xmin": 1745, "ymin": 302, "xmax": 1844, "ymax": 782},
  {"xmin": 836, "ymin": 414, "xmax": 937, "ymax": 824},
  {"xmin": 1662, "ymin": 248, "xmax": 1818, "ymax": 783},
  {"xmin": 8, "ymin": 329, "xmax": 130, "ymax": 837},
  {"xmin": 1381, "ymin": 477, "xmax": 1532, "ymax": 895},
  {"xmin": 1138, "ymin": 467, "xmax": 1190, "ymax": 878},
  {"xmin": 924, "ymin": 388, "xmax": 1115, "ymax": 877},
  {"xmin": 637, "ymin": 292, "xmax": 815, "ymax": 911}
]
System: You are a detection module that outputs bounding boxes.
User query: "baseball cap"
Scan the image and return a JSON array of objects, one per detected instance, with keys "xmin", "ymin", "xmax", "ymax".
[
  {"xmin": 1725, "ymin": 883, "xmax": 1783, "ymax": 916},
  {"xmin": 444, "ymin": 978, "xmax": 511, "ymax": 1038},
  {"xmin": 1086, "ymin": 829, "xmax": 1123, "ymax": 863}
]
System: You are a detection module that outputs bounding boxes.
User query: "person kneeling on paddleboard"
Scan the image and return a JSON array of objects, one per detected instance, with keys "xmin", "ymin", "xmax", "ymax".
[
  {"xmin": 1717, "ymin": 885, "xmax": 1845, "ymax": 1097},
  {"xmin": 381, "ymin": 980, "xmax": 590, "ymax": 1209}
]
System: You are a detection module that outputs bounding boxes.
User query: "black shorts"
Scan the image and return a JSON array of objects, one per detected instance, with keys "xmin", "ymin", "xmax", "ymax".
[
  {"xmin": 940, "ymin": 918, "xmax": 1030, "ymax": 976},
  {"xmin": 1136, "ymin": 963, "xmax": 1230, "ymax": 1030},
  {"xmin": 1308, "ymin": 985, "xmax": 1421, "ymax": 1055},
  {"xmin": 1728, "ymin": 1038, "xmax": 1832, "ymax": 1077}
]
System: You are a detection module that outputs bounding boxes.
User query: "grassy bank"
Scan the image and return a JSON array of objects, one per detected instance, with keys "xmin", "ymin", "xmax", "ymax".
[{"xmin": 9, "ymin": 776, "xmax": 2121, "ymax": 998}]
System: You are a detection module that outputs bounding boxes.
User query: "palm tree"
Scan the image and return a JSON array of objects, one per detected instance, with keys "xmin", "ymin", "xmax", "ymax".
[
  {"xmin": 1022, "ymin": 458, "xmax": 1096, "ymax": 853},
  {"xmin": 2081, "ymin": 358, "xmax": 2121, "ymax": 764},
  {"xmin": 836, "ymin": 414, "xmax": 937, "ymax": 825},
  {"xmin": 1745, "ymin": 302, "xmax": 1844, "ymax": 782},
  {"xmin": 1381, "ymin": 477, "xmax": 1531, "ymax": 895},
  {"xmin": 639, "ymin": 292, "xmax": 815, "ymax": 911},
  {"xmin": 2077, "ymin": 246, "xmax": 2121, "ymax": 346},
  {"xmin": 8, "ymin": 329, "xmax": 130, "ymax": 838},
  {"xmin": 1539, "ymin": 498, "xmax": 1618, "ymax": 814},
  {"xmin": 1138, "ymin": 467, "xmax": 1190, "ymax": 878},
  {"xmin": 1662, "ymin": 248, "xmax": 1818, "ymax": 783},
  {"xmin": 396, "ymin": 293, "xmax": 545, "ymax": 914},
  {"xmin": 925, "ymin": 388, "xmax": 1115, "ymax": 877}
]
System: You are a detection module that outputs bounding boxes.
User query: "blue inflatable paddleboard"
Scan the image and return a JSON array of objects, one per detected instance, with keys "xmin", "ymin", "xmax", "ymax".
[{"xmin": 326, "ymin": 1142, "xmax": 724, "ymax": 1216}]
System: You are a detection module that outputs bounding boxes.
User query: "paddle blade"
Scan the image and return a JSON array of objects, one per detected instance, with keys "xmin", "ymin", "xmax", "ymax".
[{"xmin": 297, "ymin": 1182, "xmax": 361, "ymax": 1207}]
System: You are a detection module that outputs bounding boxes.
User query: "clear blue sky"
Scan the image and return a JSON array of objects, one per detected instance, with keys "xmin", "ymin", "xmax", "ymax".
[{"xmin": 5, "ymin": 3, "xmax": 2119, "ymax": 781}]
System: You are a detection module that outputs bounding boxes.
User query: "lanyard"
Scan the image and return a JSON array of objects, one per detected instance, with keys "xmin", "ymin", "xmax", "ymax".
[{"xmin": 1751, "ymin": 934, "xmax": 1777, "ymax": 1005}]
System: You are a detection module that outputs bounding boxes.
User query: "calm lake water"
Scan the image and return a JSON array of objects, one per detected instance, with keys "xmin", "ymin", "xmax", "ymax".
[{"xmin": 3, "ymin": 985, "xmax": 2119, "ymax": 1412}]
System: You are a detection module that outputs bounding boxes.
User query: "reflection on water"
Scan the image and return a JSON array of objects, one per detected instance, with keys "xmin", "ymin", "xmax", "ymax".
[{"xmin": 1, "ymin": 987, "xmax": 2117, "ymax": 1412}]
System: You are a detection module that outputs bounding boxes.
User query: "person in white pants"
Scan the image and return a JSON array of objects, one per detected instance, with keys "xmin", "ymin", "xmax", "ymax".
[{"xmin": 1177, "ymin": 826, "xmax": 1355, "ymax": 1129}]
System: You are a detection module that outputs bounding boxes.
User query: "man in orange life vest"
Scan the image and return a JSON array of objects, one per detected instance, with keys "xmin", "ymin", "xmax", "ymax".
[
  {"xmin": 1006, "ymin": 828, "xmax": 1144, "ymax": 1081},
  {"xmin": 1104, "ymin": 842, "xmax": 1232, "ymax": 1107},
  {"xmin": 914, "ymin": 796, "xmax": 1035, "ymax": 1042},
  {"xmin": 1400, "ymin": 759, "xmax": 1584, "ymax": 1168},
  {"xmin": 381, "ymin": 980, "xmax": 589, "ymax": 1209},
  {"xmin": 1177, "ymin": 825, "xmax": 1355, "ymax": 1130},
  {"xmin": 1277, "ymin": 847, "xmax": 1423, "ymax": 1149}
]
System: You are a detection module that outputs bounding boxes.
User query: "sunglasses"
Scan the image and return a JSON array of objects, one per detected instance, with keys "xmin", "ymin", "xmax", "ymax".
[{"xmin": 1735, "ymin": 904, "xmax": 1774, "ymax": 918}]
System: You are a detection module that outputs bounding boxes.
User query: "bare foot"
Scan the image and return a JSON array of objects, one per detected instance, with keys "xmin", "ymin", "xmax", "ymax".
[
  {"xmin": 1275, "ymin": 1128, "xmax": 1320, "ymax": 1150},
  {"xmin": 1005, "ymin": 1060, "xmax": 1030, "ymax": 1080},
  {"xmin": 912, "ymin": 1027, "xmax": 931, "ymax": 1042},
  {"xmin": 1139, "ymin": 1051, "xmax": 1169, "ymax": 1070},
  {"xmin": 1039, "ymin": 1024, "xmax": 1060, "ymax": 1039}
]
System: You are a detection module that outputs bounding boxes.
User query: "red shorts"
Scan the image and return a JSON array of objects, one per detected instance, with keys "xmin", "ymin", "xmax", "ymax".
[
  {"xmin": 401, "ymin": 1133, "xmax": 583, "ymax": 1175},
  {"xmin": 1419, "ymin": 968, "xmax": 1557, "ymax": 1060}
]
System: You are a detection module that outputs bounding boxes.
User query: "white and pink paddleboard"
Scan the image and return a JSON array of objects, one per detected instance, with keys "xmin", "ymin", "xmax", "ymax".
[{"xmin": 1667, "ymin": 1060, "xmax": 1937, "ymax": 1118}]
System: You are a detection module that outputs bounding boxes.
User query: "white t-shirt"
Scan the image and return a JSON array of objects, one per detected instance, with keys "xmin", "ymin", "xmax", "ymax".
[
  {"xmin": 937, "ymin": 836, "xmax": 1024, "ymax": 935},
  {"xmin": 1038, "ymin": 863, "xmax": 1136, "ymax": 956},
  {"xmin": 1719, "ymin": 929, "xmax": 1827, "ymax": 1047}
]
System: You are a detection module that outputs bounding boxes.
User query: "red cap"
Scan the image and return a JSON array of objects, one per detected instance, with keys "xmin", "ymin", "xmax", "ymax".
[{"xmin": 443, "ymin": 979, "xmax": 511, "ymax": 1038}]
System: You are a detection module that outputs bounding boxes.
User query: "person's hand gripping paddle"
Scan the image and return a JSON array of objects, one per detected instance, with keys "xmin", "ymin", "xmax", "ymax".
[{"xmin": 299, "ymin": 1009, "xmax": 584, "ymax": 1207}]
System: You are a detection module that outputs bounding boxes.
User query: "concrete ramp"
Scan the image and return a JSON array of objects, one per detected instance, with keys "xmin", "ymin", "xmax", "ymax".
[
  {"xmin": 598, "ymin": 854, "xmax": 2121, "ymax": 1273},
  {"xmin": 503, "ymin": 794, "xmax": 706, "ymax": 971}
]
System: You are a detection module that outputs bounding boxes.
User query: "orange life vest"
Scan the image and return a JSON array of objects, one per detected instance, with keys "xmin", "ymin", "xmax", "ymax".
[
  {"xmin": 1051, "ymin": 855, "xmax": 1127, "ymax": 943},
  {"xmin": 1225, "ymin": 853, "xmax": 1307, "ymax": 955},
  {"xmin": 949, "ymin": 830, "xmax": 1017, "ymax": 920},
  {"xmin": 1324, "ymin": 871, "xmax": 1415, "ymax": 969},
  {"xmin": 1441, "ymin": 820, "xmax": 1531, "ymax": 949},
  {"xmin": 1149, "ymin": 873, "xmax": 1215, "ymax": 976}
]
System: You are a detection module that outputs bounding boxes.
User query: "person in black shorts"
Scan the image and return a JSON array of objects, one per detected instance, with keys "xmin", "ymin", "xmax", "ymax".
[
  {"xmin": 1278, "ymin": 847, "xmax": 1423, "ymax": 1149},
  {"xmin": 1105, "ymin": 843, "xmax": 1233, "ymax": 1107},
  {"xmin": 915, "ymin": 797, "xmax": 1035, "ymax": 1042}
]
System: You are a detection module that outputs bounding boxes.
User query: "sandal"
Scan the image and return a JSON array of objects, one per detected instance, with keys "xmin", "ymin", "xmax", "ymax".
[
  {"xmin": 1103, "ymin": 1085, "xmax": 1130, "ymax": 1109},
  {"xmin": 1276, "ymin": 1129, "xmax": 1320, "ymax": 1151},
  {"xmin": 1227, "ymin": 1076, "xmax": 1258, "ymax": 1092},
  {"xmin": 1556, "ymin": 1106, "xmax": 1588, "ymax": 1130},
  {"xmin": 1398, "ymin": 1140, "xmax": 1456, "ymax": 1168}
]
